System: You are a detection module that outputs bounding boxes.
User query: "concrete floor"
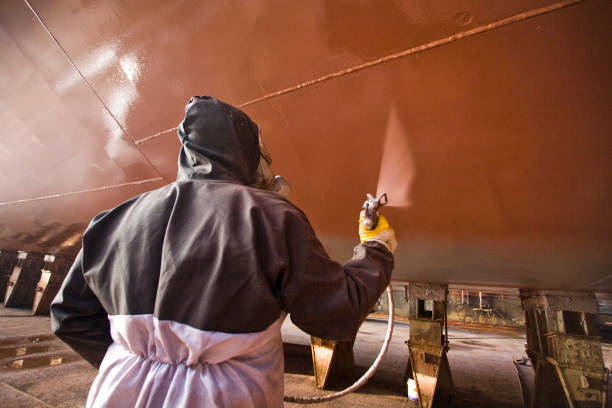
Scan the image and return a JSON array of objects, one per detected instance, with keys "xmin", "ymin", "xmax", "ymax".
[
  {"xmin": 283, "ymin": 318, "xmax": 529, "ymax": 408},
  {"xmin": 0, "ymin": 306, "xmax": 610, "ymax": 407}
]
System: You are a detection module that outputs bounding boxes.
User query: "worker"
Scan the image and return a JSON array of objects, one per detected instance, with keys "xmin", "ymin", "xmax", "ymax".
[{"xmin": 50, "ymin": 96, "xmax": 396, "ymax": 408}]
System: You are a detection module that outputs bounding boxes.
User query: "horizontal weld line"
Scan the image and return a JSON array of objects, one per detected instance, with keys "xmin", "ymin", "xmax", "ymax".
[
  {"xmin": 586, "ymin": 274, "xmax": 612, "ymax": 288},
  {"xmin": 0, "ymin": 178, "xmax": 163, "ymax": 206},
  {"xmin": 237, "ymin": 0, "xmax": 584, "ymax": 108},
  {"xmin": 135, "ymin": 128, "xmax": 177, "ymax": 144},
  {"xmin": 129, "ymin": 0, "xmax": 583, "ymax": 144}
]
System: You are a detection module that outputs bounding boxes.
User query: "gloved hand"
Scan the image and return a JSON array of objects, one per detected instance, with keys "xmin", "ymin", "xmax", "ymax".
[{"xmin": 359, "ymin": 211, "xmax": 398, "ymax": 254}]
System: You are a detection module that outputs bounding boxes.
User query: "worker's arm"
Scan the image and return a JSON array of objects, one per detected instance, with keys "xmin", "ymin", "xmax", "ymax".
[
  {"xmin": 50, "ymin": 249, "xmax": 112, "ymax": 368},
  {"xmin": 279, "ymin": 210, "xmax": 395, "ymax": 341}
]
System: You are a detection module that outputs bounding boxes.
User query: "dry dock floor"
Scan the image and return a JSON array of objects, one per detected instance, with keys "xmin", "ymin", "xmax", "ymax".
[{"xmin": 1, "ymin": 306, "xmax": 610, "ymax": 407}]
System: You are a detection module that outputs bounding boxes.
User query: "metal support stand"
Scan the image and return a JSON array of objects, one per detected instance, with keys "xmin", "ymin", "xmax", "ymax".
[
  {"xmin": 0, "ymin": 249, "xmax": 18, "ymax": 303},
  {"xmin": 4, "ymin": 252, "xmax": 45, "ymax": 308},
  {"xmin": 521, "ymin": 290, "xmax": 609, "ymax": 408},
  {"xmin": 32, "ymin": 254, "xmax": 71, "ymax": 315},
  {"xmin": 404, "ymin": 282, "xmax": 454, "ymax": 408},
  {"xmin": 310, "ymin": 336, "xmax": 355, "ymax": 389}
]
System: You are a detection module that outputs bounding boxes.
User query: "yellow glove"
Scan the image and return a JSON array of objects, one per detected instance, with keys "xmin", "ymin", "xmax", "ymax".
[{"xmin": 359, "ymin": 211, "xmax": 397, "ymax": 254}]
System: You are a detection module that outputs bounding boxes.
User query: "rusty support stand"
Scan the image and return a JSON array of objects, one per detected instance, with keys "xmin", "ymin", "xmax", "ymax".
[
  {"xmin": 521, "ymin": 290, "xmax": 609, "ymax": 408},
  {"xmin": 4, "ymin": 252, "xmax": 45, "ymax": 308},
  {"xmin": 32, "ymin": 254, "xmax": 72, "ymax": 315},
  {"xmin": 0, "ymin": 249, "xmax": 19, "ymax": 303},
  {"xmin": 404, "ymin": 282, "xmax": 454, "ymax": 408},
  {"xmin": 310, "ymin": 336, "xmax": 355, "ymax": 389}
]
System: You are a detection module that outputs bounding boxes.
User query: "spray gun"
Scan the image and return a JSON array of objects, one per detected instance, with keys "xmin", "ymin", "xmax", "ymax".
[{"xmin": 362, "ymin": 193, "xmax": 388, "ymax": 230}]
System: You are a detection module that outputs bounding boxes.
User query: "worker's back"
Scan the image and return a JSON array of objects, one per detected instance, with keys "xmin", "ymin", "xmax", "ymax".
[{"xmin": 81, "ymin": 178, "xmax": 293, "ymax": 334}]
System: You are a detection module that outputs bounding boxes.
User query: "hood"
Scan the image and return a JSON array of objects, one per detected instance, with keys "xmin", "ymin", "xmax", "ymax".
[{"xmin": 177, "ymin": 96, "xmax": 260, "ymax": 184}]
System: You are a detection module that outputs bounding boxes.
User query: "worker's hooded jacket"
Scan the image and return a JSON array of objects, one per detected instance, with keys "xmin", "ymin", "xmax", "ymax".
[{"xmin": 51, "ymin": 96, "xmax": 394, "ymax": 408}]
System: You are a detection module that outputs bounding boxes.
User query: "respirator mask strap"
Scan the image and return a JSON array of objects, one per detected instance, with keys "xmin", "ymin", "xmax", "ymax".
[{"xmin": 253, "ymin": 132, "xmax": 291, "ymax": 198}]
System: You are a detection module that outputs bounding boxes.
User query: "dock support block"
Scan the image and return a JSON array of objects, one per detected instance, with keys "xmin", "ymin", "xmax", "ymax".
[
  {"xmin": 0, "ymin": 250, "xmax": 18, "ymax": 303},
  {"xmin": 404, "ymin": 282, "xmax": 454, "ymax": 408},
  {"xmin": 32, "ymin": 254, "xmax": 72, "ymax": 315},
  {"xmin": 4, "ymin": 252, "xmax": 44, "ymax": 308},
  {"xmin": 521, "ymin": 290, "xmax": 609, "ymax": 408},
  {"xmin": 310, "ymin": 336, "xmax": 355, "ymax": 389}
]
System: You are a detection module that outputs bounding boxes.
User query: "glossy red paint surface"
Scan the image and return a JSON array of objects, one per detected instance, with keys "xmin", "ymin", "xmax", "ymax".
[
  {"xmin": 28, "ymin": 0, "xmax": 561, "ymax": 140},
  {"xmin": 0, "ymin": 0, "xmax": 610, "ymax": 290},
  {"xmin": 0, "ymin": 0, "xmax": 160, "ymax": 204}
]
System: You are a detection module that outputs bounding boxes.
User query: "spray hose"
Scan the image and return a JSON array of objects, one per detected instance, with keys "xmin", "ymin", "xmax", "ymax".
[{"xmin": 283, "ymin": 284, "xmax": 395, "ymax": 404}]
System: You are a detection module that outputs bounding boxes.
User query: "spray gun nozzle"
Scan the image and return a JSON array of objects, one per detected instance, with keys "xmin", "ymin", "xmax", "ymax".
[{"xmin": 362, "ymin": 192, "xmax": 388, "ymax": 230}]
